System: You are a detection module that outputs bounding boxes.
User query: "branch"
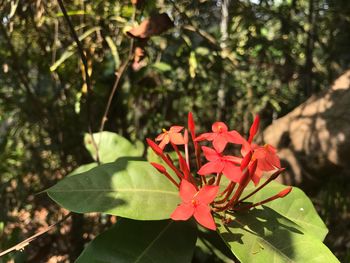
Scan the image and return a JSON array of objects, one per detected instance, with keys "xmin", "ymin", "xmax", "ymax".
[
  {"xmin": 0, "ymin": 213, "xmax": 72, "ymax": 257},
  {"xmin": 57, "ymin": 0, "xmax": 91, "ymax": 93},
  {"xmin": 99, "ymin": 10, "xmax": 136, "ymax": 133},
  {"xmin": 168, "ymin": 0, "xmax": 219, "ymax": 50},
  {"xmin": 57, "ymin": 0, "xmax": 100, "ymax": 164}
]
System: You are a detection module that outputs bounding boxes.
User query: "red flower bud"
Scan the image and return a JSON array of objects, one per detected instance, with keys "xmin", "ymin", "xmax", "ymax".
[
  {"xmin": 277, "ymin": 187, "xmax": 292, "ymax": 198},
  {"xmin": 146, "ymin": 138, "xmax": 163, "ymax": 155},
  {"xmin": 150, "ymin": 162, "xmax": 167, "ymax": 173},
  {"xmin": 248, "ymin": 115, "xmax": 260, "ymax": 143},
  {"xmin": 241, "ymin": 151, "xmax": 252, "ymax": 170}
]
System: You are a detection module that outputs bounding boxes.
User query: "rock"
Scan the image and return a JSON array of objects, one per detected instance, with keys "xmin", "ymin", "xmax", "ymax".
[{"xmin": 263, "ymin": 70, "xmax": 350, "ymax": 187}]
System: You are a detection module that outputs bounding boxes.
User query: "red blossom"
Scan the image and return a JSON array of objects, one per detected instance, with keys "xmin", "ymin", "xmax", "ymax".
[
  {"xmin": 171, "ymin": 179, "xmax": 218, "ymax": 230},
  {"xmin": 198, "ymin": 146, "xmax": 242, "ymax": 183},
  {"xmin": 241, "ymin": 115, "xmax": 282, "ymax": 185},
  {"xmin": 155, "ymin": 126, "xmax": 185, "ymax": 149},
  {"xmin": 195, "ymin": 122, "xmax": 244, "ymax": 153},
  {"xmin": 254, "ymin": 144, "xmax": 281, "ymax": 171}
]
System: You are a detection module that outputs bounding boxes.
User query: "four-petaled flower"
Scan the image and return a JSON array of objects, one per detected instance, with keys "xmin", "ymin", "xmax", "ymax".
[
  {"xmin": 155, "ymin": 126, "xmax": 185, "ymax": 149},
  {"xmin": 198, "ymin": 146, "xmax": 243, "ymax": 183},
  {"xmin": 195, "ymin": 122, "xmax": 244, "ymax": 153},
  {"xmin": 171, "ymin": 179, "xmax": 219, "ymax": 230},
  {"xmin": 241, "ymin": 116, "xmax": 281, "ymax": 185}
]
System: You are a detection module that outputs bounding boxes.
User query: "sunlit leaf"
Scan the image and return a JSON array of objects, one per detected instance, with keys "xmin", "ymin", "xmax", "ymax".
[
  {"xmin": 216, "ymin": 206, "xmax": 339, "ymax": 263},
  {"xmin": 47, "ymin": 159, "xmax": 180, "ymax": 220},
  {"xmin": 84, "ymin": 132, "xmax": 144, "ymax": 163}
]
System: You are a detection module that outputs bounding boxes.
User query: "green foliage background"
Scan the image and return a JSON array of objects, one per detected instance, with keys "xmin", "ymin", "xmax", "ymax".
[{"xmin": 0, "ymin": 0, "xmax": 349, "ymax": 261}]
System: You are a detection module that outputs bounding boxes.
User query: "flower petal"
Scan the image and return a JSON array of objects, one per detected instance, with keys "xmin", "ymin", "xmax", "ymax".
[
  {"xmin": 225, "ymin": 130, "xmax": 245, "ymax": 144},
  {"xmin": 196, "ymin": 185, "xmax": 219, "ymax": 204},
  {"xmin": 171, "ymin": 203, "xmax": 194, "ymax": 221},
  {"xmin": 212, "ymin": 122, "xmax": 228, "ymax": 133},
  {"xmin": 158, "ymin": 135, "xmax": 170, "ymax": 149},
  {"xmin": 223, "ymin": 155, "xmax": 242, "ymax": 164},
  {"xmin": 213, "ymin": 135, "xmax": 227, "ymax": 153},
  {"xmin": 169, "ymin": 133, "xmax": 185, "ymax": 145},
  {"xmin": 251, "ymin": 168, "xmax": 263, "ymax": 186},
  {"xmin": 267, "ymin": 153, "xmax": 281, "ymax": 168},
  {"xmin": 193, "ymin": 204, "xmax": 216, "ymax": 230},
  {"xmin": 257, "ymin": 158, "xmax": 275, "ymax": 171},
  {"xmin": 222, "ymin": 162, "xmax": 242, "ymax": 183},
  {"xmin": 169, "ymin": 126, "xmax": 184, "ymax": 133},
  {"xmin": 179, "ymin": 179, "xmax": 197, "ymax": 202},
  {"xmin": 201, "ymin": 146, "xmax": 220, "ymax": 162},
  {"xmin": 195, "ymin": 132, "xmax": 216, "ymax": 141},
  {"xmin": 198, "ymin": 160, "xmax": 225, "ymax": 175},
  {"xmin": 155, "ymin": 133, "xmax": 165, "ymax": 141}
]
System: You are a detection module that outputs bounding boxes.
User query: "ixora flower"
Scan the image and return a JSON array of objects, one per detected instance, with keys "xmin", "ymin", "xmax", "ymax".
[
  {"xmin": 198, "ymin": 146, "xmax": 242, "ymax": 183},
  {"xmin": 195, "ymin": 122, "xmax": 244, "ymax": 153},
  {"xmin": 241, "ymin": 115, "xmax": 281, "ymax": 185},
  {"xmin": 171, "ymin": 180, "xmax": 219, "ymax": 230},
  {"xmin": 155, "ymin": 126, "xmax": 185, "ymax": 149},
  {"xmin": 147, "ymin": 113, "xmax": 292, "ymax": 231}
]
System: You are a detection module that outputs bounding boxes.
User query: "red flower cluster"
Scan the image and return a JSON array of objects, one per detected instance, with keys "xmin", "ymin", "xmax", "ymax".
[{"xmin": 147, "ymin": 113, "xmax": 291, "ymax": 230}]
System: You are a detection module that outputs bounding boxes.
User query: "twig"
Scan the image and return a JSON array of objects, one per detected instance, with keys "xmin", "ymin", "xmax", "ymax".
[
  {"xmin": 0, "ymin": 213, "xmax": 72, "ymax": 257},
  {"xmin": 98, "ymin": 9, "xmax": 136, "ymax": 133},
  {"xmin": 57, "ymin": 0, "xmax": 100, "ymax": 164},
  {"xmin": 57, "ymin": 0, "xmax": 91, "ymax": 93},
  {"xmin": 168, "ymin": 0, "xmax": 219, "ymax": 50}
]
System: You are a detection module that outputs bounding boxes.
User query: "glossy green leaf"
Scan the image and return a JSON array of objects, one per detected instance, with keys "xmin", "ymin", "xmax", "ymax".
[
  {"xmin": 47, "ymin": 158, "xmax": 180, "ymax": 220},
  {"xmin": 84, "ymin": 132, "xmax": 144, "ymax": 163},
  {"xmin": 75, "ymin": 218, "xmax": 197, "ymax": 263},
  {"xmin": 68, "ymin": 163, "xmax": 98, "ymax": 177},
  {"xmin": 242, "ymin": 181, "xmax": 328, "ymax": 240},
  {"xmin": 215, "ymin": 207, "xmax": 339, "ymax": 263}
]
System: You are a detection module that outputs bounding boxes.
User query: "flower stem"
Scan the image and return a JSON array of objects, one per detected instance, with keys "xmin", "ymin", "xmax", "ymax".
[
  {"xmin": 237, "ymin": 168, "xmax": 285, "ymax": 203},
  {"xmin": 233, "ymin": 187, "xmax": 292, "ymax": 211}
]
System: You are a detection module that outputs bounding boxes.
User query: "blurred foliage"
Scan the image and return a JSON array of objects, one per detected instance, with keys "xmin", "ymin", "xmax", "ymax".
[{"xmin": 0, "ymin": 0, "xmax": 349, "ymax": 261}]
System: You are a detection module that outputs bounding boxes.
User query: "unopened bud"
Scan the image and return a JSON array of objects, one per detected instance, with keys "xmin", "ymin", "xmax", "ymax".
[
  {"xmin": 277, "ymin": 187, "xmax": 292, "ymax": 198},
  {"xmin": 146, "ymin": 138, "xmax": 163, "ymax": 155},
  {"xmin": 150, "ymin": 162, "xmax": 167, "ymax": 173},
  {"xmin": 241, "ymin": 151, "xmax": 252, "ymax": 170}
]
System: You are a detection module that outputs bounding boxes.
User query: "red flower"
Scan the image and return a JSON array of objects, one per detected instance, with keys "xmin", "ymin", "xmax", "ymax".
[
  {"xmin": 254, "ymin": 144, "xmax": 281, "ymax": 171},
  {"xmin": 241, "ymin": 116, "xmax": 281, "ymax": 185},
  {"xmin": 171, "ymin": 179, "xmax": 218, "ymax": 230},
  {"xmin": 198, "ymin": 146, "xmax": 242, "ymax": 183},
  {"xmin": 155, "ymin": 126, "xmax": 185, "ymax": 149},
  {"xmin": 195, "ymin": 122, "xmax": 244, "ymax": 153}
]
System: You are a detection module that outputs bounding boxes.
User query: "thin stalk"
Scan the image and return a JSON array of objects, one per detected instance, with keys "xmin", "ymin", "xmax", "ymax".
[{"xmin": 238, "ymin": 168, "xmax": 285, "ymax": 203}]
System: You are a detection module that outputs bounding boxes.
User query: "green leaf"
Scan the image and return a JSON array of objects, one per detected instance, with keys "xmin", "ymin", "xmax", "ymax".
[
  {"xmin": 68, "ymin": 163, "xmax": 98, "ymax": 177},
  {"xmin": 84, "ymin": 132, "xmax": 144, "ymax": 163},
  {"xmin": 50, "ymin": 27, "xmax": 100, "ymax": 71},
  {"xmin": 152, "ymin": 62, "xmax": 172, "ymax": 72},
  {"xmin": 105, "ymin": 36, "xmax": 120, "ymax": 69},
  {"xmin": 75, "ymin": 218, "xmax": 197, "ymax": 263},
  {"xmin": 194, "ymin": 226, "xmax": 235, "ymax": 262},
  {"xmin": 242, "ymin": 181, "xmax": 328, "ymax": 241},
  {"xmin": 47, "ymin": 158, "xmax": 180, "ymax": 220},
  {"xmin": 215, "ymin": 207, "xmax": 339, "ymax": 263}
]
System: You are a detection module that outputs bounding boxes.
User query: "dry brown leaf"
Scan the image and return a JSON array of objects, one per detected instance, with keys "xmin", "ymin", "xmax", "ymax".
[{"xmin": 127, "ymin": 13, "xmax": 173, "ymax": 39}]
